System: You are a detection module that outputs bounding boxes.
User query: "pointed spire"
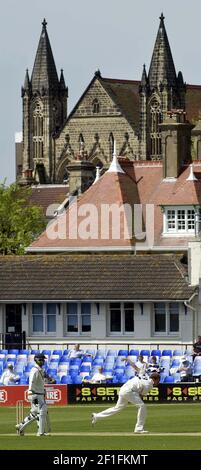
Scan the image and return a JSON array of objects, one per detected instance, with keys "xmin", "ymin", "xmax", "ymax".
[
  {"xmin": 177, "ymin": 71, "xmax": 184, "ymax": 87},
  {"xmin": 186, "ymin": 164, "xmax": 198, "ymax": 181},
  {"xmin": 31, "ymin": 19, "xmax": 59, "ymax": 93},
  {"xmin": 107, "ymin": 141, "xmax": 125, "ymax": 174},
  {"xmin": 59, "ymin": 69, "xmax": 68, "ymax": 97},
  {"xmin": 59, "ymin": 69, "xmax": 66, "ymax": 88},
  {"xmin": 21, "ymin": 69, "xmax": 31, "ymax": 97},
  {"xmin": 148, "ymin": 14, "xmax": 177, "ymax": 90},
  {"xmin": 93, "ymin": 166, "xmax": 101, "ymax": 184},
  {"xmin": 24, "ymin": 69, "xmax": 31, "ymax": 89}
]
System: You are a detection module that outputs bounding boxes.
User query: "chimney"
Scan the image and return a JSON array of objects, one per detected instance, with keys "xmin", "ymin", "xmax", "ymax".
[
  {"xmin": 19, "ymin": 168, "xmax": 35, "ymax": 186},
  {"xmin": 160, "ymin": 110, "xmax": 193, "ymax": 179},
  {"xmin": 67, "ymin": 157, "xmax": 95, "ymax": 195}
]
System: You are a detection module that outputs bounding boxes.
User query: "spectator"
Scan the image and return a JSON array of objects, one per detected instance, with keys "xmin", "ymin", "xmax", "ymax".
[
  {"xmin": 122, "ymin": 354, "xmax": 148, "ymax": 378},
  {"xmin": 193, "ymin": 336, "xmax": 201, "ymax": 360},
  {"xmin": 84, "ymin": 367, "xmax": 112, "ymax": 384},
  {"xmin": 177, "ymin": 357, "xmax": 192, "ymax": 382},
  {"xmin": 1, "ymin": 364, "xmax": 20, "ymax": 385},
  {"xmin": 68, "ymin": 344, "xmax": 92, "ymax": 359},
  {"xmin": 147, "ymin": 356, "xmax": 160, "ymax": 375}
]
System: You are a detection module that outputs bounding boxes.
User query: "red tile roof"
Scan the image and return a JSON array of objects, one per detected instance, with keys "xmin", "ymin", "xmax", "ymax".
[
  {"xmin": 28, "ymin": 160, "xmax": 201, "ymax": 252},
  {"xmin": 29, "ymin": 185, "xmax": 69, "ymax": 217}
]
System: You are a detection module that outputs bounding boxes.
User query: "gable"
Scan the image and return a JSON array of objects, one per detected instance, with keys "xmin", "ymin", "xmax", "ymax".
[{"xmin": 72, "ymin": 78, "xmax": 122, "ymax": 118}]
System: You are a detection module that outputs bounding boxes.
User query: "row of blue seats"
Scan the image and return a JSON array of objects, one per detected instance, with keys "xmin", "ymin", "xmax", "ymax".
[{"xmin": 0, "ymin": 349, "xmax": 192, "ymax": 357}]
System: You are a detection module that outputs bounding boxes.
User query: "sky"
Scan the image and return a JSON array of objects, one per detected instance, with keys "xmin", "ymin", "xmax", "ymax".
[{"xmin": 1, "ymin": 0, "xmax": 201, "ymax": 183}]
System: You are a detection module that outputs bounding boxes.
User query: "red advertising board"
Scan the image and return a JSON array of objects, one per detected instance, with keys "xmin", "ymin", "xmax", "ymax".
[{"xmin": 0, "ymin": 384, "xmax": 67, "ymax": 406}]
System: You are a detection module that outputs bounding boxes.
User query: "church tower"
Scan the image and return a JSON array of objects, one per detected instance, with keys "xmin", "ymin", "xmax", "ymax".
[
  {"xmin": 139, "ymin": 14, "xmax": 186, "ymax": 160},
  {"xmin": 21, "ymin": 19, "xmax": 68, "ymax": 184}
]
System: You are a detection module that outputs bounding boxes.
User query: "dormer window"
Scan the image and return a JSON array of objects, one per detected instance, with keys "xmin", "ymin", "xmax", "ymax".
[
  {"xmin": 92, "ymin": 99, "xmax": 100, "ymax": 114},
  {"xmin": 163, "ymin": 206, "xmax": 201, "ymax": 235}
]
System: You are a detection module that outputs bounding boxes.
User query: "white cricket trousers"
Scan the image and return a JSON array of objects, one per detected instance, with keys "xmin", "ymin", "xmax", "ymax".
[
  {"xmin": 95, "ymin": 391, "xmax": 146, "ymax": 432},
  {"xmin": 31, "ymin": 394, "xmax": 47, "ymax": 434}
]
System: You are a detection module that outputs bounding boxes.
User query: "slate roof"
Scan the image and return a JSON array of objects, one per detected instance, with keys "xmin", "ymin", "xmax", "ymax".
[
  {"xmin": 31, "ymin": 20, "xmax": 59, "ymax": 92},
  {"xmin": 0, "ymin": 254, "xmax": 194, "ymax": 302},
  {"xmin": 100, "ymin": 78, "xmax": 140, "ymax": 129},
  {"xmin": 148, "ymin": 14, "xmax": 177, "ymax": 90}
]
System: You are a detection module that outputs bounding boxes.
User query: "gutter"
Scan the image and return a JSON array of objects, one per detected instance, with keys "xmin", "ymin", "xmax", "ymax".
[{"xmin": 184, "ymin": 291, "xmax": 198, "ymax": 312}]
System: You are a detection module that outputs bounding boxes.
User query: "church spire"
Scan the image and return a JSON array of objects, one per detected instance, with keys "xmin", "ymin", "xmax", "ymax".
[
  {"xmin": 21, "ymin": 69, "xmax": 31, "ymax": 96},
  {"xmin": 148, "ymin": 13, "xmax": 177, "ymax": 90},
  {"xmin": 140, "ymin": 64, "xmax": 149, "ymax": 91},
  {"xmin": 31, "ymin": 18, "xmax": 59, "ymax": 93}
]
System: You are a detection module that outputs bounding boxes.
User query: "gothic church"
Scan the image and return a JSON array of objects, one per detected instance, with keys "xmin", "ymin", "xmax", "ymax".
[{"xmin": 18, "ymin": 15, "xmax": 201, "ymax": 187}]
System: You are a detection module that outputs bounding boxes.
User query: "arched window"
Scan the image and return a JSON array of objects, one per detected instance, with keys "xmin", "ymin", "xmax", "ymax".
[
  {"xmin": 33, "ymin": 101, "xmax": 44, "ymax": 159},
  {"xmin": 149, "ymin": 98, "xmax": 162, "ymax": 159},
  {"xmin": 92, "ymin": 99, "xmax": 100, "ymax": 114}
]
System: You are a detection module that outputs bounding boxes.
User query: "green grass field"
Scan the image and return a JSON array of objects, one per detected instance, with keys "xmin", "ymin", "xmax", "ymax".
[{"xmin": 0, "ymin": 403, "xmax": 201, "ymax": 450}]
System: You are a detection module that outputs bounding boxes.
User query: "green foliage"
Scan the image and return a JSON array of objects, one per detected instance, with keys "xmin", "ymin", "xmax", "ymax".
[{"xmin": 0, "ymin": 182, "xmax": 46, "ymax": 254}]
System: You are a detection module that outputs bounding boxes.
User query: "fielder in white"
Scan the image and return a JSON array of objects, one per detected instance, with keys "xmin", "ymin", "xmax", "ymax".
[{"xmin": 91, "ymin": 372, "xmax": 160, "ymax": 433}]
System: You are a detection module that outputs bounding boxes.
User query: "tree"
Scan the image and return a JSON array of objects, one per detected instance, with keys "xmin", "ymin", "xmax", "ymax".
[{"xmin": 0, "ymin": 182, "xmax": 46, "ymax": 254}]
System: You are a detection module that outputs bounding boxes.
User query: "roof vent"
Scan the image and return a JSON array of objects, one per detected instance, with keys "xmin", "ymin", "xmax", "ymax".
[
  {"xmin": 107, "ymin": 141, "xmax": 124, "ymax": 174},
  {"xmin": 186, "ymin": 164, "xmax": 198, "ymax": 181}
]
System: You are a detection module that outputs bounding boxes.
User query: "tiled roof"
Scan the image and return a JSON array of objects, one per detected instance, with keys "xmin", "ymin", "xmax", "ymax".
[
  {"xmin": 29, "ymin": 185, "xmax": 69, "ymax": 217},
  {"xmin": 0, "ymin": 254, "xmax": 194, "ymax": 301},
  {"xmin": 30, "ymin": 168, "xmax": 140, "ymax": 250},
  {"xmin": 29, "ymin": 160, "xmax": 201, "ymax": 251}
]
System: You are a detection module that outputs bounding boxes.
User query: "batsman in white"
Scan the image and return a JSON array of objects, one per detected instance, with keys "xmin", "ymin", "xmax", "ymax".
[
  {"xmin": 91, "ymin": 372, "xmax": 160, "ymax": 433},
  {"xmin": 16, "ymin": 353, "xmax": 53, "ymax": 436}
]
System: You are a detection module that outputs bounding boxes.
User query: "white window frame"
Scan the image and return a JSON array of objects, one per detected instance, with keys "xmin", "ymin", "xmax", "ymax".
[
  {"xmin": 31, "ymin": 303, "xmax": 57, "ymax": 336},
  {"xmin": 108, "ymin": 302, "xmax": 134, "ymax": 336},
  {"xmin": 153, "ymin": 302, "xmax": 180, "ymax": 336},
  {"xmin": 163, "ymin": 206, "xmax": 201, "ymax": 236},
  {"xmin": 65, "ymin": 302, "xmax": 91, "ymax": 336}
]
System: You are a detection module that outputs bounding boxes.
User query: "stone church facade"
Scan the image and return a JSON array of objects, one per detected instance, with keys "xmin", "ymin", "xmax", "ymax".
[{"xmin": 18, "ymin": 15, "xmax": 201, "ymax": 187}]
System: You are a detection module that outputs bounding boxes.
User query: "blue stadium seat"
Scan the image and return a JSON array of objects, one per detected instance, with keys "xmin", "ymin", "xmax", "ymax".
[
  {"xmin": 163, "ymin": 376, "xmax": 175, "ymax": 383},
  {"xmin": 173, "ymin": 350, "xmax": 183, "ymax": 356},
  {"xmin": 129, "ymin": 350, "xmax": 139, "ymax": 356},
  {"xmin": 162, "ymin": 350, "xmax": 172, "ymax": 357},
  {"xmin": 0, "ymin": 350, "xmax": 8, "ymax": 355},
  {"xmin": 46, "ymin": 367, "xmax": 57, "ymax": 377},
  {"xmin": 72, "ymin": 375, "xmax": 83, "ymax": 384},
  {"xmin": 59, "ymin": 356, "xmax": 70, "ymax": 363},
  {"xmin": 118, "ymin": 350, "xmax": 129, "ymax": 356},
  {"xmin": 8, "ymin": 349, "xmax": 19, "ymax": 355},
  {"xmin": 171, "ymin": 359, "xmax": 180, "ymax": 367},
  {"xmin": 62, "ymin": 349, "xmax": 69, "ymax": 355},
  {"xmin": 19, "ymin": 349, "xmax": 29, "ymax": 355},
  {"xmin": 31, "ymin": 350, "xmax": 40, "ymax": 354},
  {"xmin": 140, "ymin": 350, "xmax": 150, "ymax": 357},
  {"xmin": 52, "ymin": 350, "xmax": 63, "ymax": 356},
  {"xmin": 41, "ymin": 350, "xmax": 52, "ymax": 356},
  {"xmin": 61, "ymin": 375, "xmax": 73, "ymax": 384},
  {"xmin": 151, "ymin": 350, "xmax": 161, "ymax": 357}
]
